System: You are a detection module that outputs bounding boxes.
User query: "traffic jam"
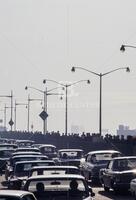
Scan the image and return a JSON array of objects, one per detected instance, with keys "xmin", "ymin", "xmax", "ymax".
[{"xmin": 0, "ymin": 140, "xmax": 136, "ymax": 200}]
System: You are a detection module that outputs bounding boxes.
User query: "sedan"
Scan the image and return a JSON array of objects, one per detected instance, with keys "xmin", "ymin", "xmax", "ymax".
[{"xmin": 101, "ymin": 156, "xmax": 136, "ymax": 193}]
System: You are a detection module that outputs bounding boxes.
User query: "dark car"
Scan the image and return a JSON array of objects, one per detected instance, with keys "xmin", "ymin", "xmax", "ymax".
[
  {"xmin": 101, "ymin": 156, "xmax": 136, "ymax": 193},
  {"xmin": 80, "ymin": 150, "xmax": 121, "ymax": 183},
  {"xmin": 58, "ymin": 149, "xmax": 84, "ymax": 167},
  {"xmin": 6, "ymin": 160, "xmax": 55, "ymax": 190},
  {"xmin": 39, "ymin": 144, "xmax": 57, "ymax": 159}
]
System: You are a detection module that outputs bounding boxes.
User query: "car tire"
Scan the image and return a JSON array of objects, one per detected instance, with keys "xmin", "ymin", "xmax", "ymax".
[{"xmin": 104, "ymin": 184, "xmax": 110, "ymax": 192}]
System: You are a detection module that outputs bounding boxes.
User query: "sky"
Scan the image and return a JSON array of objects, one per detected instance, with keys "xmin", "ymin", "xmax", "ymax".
[{"xmin": 0, "ymin": 0, "xmax": 136, "ymax": 134}]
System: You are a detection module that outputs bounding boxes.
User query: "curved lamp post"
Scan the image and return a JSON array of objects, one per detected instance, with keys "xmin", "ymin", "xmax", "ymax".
[
  {"xmin": 14, "ymin": 101, "xmax": 27, "ymax": 131},
  {"xmin": 25, "ymin": 86, "xmax": 63, "ymax": 134},
  {"xmin": 120, "ymin": 44, "xmax": 136, "ymax": 52},
  {"xmin": 43, "ymin": 79, "xmax": 90, "ymax": 135},
  {"xmin": 71, "ymin": 66, "xmax": 130, "ymax": 136}
]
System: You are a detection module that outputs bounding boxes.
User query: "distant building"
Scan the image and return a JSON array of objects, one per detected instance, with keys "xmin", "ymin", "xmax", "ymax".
[{"xmin": 117, "ymin": 125, "xmax": 136, "ymax": 139}]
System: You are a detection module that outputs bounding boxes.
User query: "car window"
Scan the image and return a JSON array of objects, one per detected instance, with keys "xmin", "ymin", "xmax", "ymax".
[
  {"xmin": 27, "ymin": 180, "xmax": 85, "ymax": 192},
  {"xmin": 0, "ymin": 197, "xmax": 19, "ymax": 200},
  {"xmin": 22, "ymin": 194, "xmax": 36, "ymax": 200}
]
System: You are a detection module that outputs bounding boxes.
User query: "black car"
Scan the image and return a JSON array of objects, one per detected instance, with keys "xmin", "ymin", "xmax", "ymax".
[
  {"xmin": 80, "ymin": 150, "xmax": 121, "ymax": 183},
  {"xmin": 101, "ymin": 156, "xmax": 136, "ymax": 193}
]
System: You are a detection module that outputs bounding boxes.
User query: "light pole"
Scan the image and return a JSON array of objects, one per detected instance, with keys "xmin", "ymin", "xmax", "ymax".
[
  {"xmin": 27, "ymin": 94, "xmax": 42, "ymax": 132},
  {"xmin": 14, "ymin": 101, "xmax": 27, "ymax": 131},
  {"xmin": 71, "ymin": 66, "xmax": 130, "ymax": 136},
  {"xmin": 43, "ymin": 79, "xmax": 90, "ymax": 135},
  {"xmin": 25, "ymin": 86, "xmax": 63, "ymax": 134},
  {"xmin": 0, "ymin": 91, "xmax": 14, "ymax": 131},
  {"xmin": 120, "ymin": 44, "xmax": 136, "ymax": 52}
]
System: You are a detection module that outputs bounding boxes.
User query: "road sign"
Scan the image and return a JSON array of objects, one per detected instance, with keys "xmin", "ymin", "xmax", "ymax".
[
  {"xmin": 39, "ymin": 111, "xmax": 48, "ymax": 120},
  {"xmin": 9, "ymin": 119, "xmax": 14, "ymax": 126}
]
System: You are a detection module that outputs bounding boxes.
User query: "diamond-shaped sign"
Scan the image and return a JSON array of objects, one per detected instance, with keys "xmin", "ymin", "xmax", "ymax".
[
  {"xmin": 9, "ymin": 119, "xmax": 14, "ymax": 126},
  {"xmin": 39, "ymin": 111, "xmax": 48, "ymax": 121}
]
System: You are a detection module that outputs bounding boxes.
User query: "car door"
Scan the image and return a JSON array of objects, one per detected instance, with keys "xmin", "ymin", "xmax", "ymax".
[{"xmin": 103, "ymin": 160, "xmax": 113, "ymax": 188}]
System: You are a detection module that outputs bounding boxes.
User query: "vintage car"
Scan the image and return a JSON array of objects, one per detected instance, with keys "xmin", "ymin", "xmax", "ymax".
[
  {"xmin": 39, "ymin": 144, "xmax": 57, "ymax": 159},
  {"xmin": 28, "ymin": 165, "xmax": 81, "ymax": 177},
  {"xmin": 24, "ymin": 174, "xmax": 95, "ymax": 200},
  {"xmin": 80, "ymin": 150, "xmax": 121, "ymax": 183},
  {"xmin": 6, "ymin": 160, "xmax": 55, "ymax": 189},
  {"xmin": 130, "ymin": 178, "xmax": 136, "ymax": 199},
  {"xmin": 0, "ymin": 190, "xmax": 37, "ymax": 200},
  {"xmin": 101, "ymin": 156, "xmax": 136, "ymax": 193},
  {"xmin": 58, "ymin": 149, "xmax": 84, "ymax": 167},
  {"xmin": 16, "ymin": 140, "xmax": 35, "ymax": 147}
]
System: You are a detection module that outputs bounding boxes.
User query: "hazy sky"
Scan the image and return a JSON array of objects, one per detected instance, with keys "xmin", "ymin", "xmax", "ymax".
[{"xmin": 0, "ymin": 0, "xmax": 136, "ymax": 134}]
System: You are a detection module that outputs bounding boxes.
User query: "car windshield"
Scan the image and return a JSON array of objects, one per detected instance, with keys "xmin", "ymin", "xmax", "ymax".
[
  {"xmin": 90, "ymin": 153, "xmax": 119, "ymax": 164},
  {"xmin": 59, "ymin": 151, "xmax": 83, "ymax": 159},
  {"xmin": 113, "ymin": 158, "xmax": 136, "ymax": 171}
]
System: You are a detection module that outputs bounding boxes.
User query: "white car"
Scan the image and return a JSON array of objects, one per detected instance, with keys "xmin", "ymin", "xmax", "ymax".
[
  {"xmin": 24, "ymin": 174, "xmax": 95, "ymax": 200},
  {"xmin": 130, "ymin": 178, "xmax": 136, "ymax": 199},
  {"xmin": 0, "ymin": 190, "xmax": 37, "ymax": 200}
]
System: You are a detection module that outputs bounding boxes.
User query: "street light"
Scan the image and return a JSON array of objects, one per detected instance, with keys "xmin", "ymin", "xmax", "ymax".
[
  {"xmin": 120, "ymin": 44, "xmax": 136, "ymax": 52},
  {"xmin": 14, "ymin": 101, "xmax": 27, "ymax": 131},
  {"xmin": 43, "ymin": 79, "xmax": 90, "ymax": 135},
  {"xmin": 25, "ymin": 86, "xmax": 63, "ymax": 134},
  {"xmin": 0, "ymin": 91, "xmax": 14, "ymax": 131},
  {"xmin": 27, "ymin": 94, "xmax": 42, "ymax": 132},
  {"xmin": 71, "ymin": 66, "xmax": 130, "ymax": 136}
]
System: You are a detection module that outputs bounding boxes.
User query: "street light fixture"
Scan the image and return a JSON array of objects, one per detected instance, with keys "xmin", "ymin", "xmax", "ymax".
[
  {"xmin": 25, "ymin": 86, "xmax": 63, "ymax": 134},
  {"xmin": 43, "ymin": 79, "xmax": 90, "ymax": 135},
  {"xmin": 71, "ymin": 66, "xmax": 130, "ymax": 136},
  {"xmin": 120, "ymin": 44, "xmax": 136, "ymax": 52}
]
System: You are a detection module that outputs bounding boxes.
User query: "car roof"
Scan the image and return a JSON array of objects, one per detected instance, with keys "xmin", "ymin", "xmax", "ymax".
[
  {"xmin": 0, "ymin": 190, "xmax": 33, "ymax": 197},
  {"xmin": 15, "ymin": 160, "xmax": 54, "ymax": 165},
  {"xmin": 112, "ymin": 156, "xmax": 136, "ymax": 160},
  {"xmin": 27, "ymin": 174, "xmax": 85, "ymax": 180},
  {"xmin": 12, "ymin": 155, "xmax": 47, "ymax": 158},
  {"xmin": 87, "ymin": 150, "xmax": 121, "ymax": 155},
  {"xmin": 31, "ymin": 165, "xmax": 79, "ymax": 170},
  {"xmin": 39, "ymin": 144, "xmax": 56, "ymax": 148},
  {"xmin": 58, "ymin": 149, "xmax": 83, "ymax": 152}
]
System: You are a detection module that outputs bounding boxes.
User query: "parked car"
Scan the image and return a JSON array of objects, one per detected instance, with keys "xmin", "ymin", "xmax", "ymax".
[
  {"xmin": 39, "ymin": 144, "xmax": 57, "ymax": 159},
  {"xmin": 28, "ymin": 165, "xmax": 81, "ymax": 177},
  {"xmin": 101, "ymin": 156, "xmax": 136, "ymax": 193},
  {"xmin": 6, "ymin": 160, "xmax": 55, "ymax": 189},
  {"xmin": 130, "ymin": 178, "xmax": 136, "ymax": 199},
  {"xmin": 80, "ymin": 150, "xmax": 121, "ymax": 183},
  {"xmin": 0, "ymin": 190, "xmax": 37, "ymax": 200},
  {"xmin": 58, "ymin": 149, "xmax": 84, "ymax": 167},
  {"xmin": 24, "ymin": 174, "xmax": 95, "ymax": 200}
]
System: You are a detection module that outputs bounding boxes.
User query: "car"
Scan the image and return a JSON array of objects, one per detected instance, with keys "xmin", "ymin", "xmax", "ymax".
[
  {"xmin": 24, "ymin": 174, "xmax": 95, "ymax": 200},
  {"xmin": 16, "ymin": 140, "xmax": 35, "ymax": 147},
  {"xmin": 28, "ymin": 165, "xmax": 81, "ymax": 177},
  {"xmin": 0, "ymin": 190, "xmax": 37, "ymax": 200},
  {"xmin": 80, "ymin": 150, "xmax": 121, "ymax": 183},
  {"xmin": 101, "ymin": 156, "xmax": 136, "ymax": 193},
  {"xmin": 39, "ymin": 144, "xmax": 57, "ymax": 159},
  {"xmin": 58, "ymin": 149, "xmax": 84, "ymax": 167},
  {"xmin": 6, "ymin": 160, "xmax": 55, "ymax": 189}
]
